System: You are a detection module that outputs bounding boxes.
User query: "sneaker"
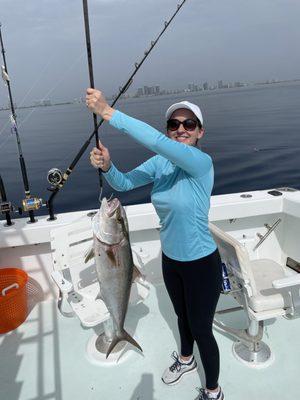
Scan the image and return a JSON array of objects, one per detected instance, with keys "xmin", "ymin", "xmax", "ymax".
[
  {"xmin": 197, "ymin": 387, "xmax": 224, "ymax": 400},
  {"xmin": 161, "ymin": 351, "xmax": 197, "ymax": 385}
]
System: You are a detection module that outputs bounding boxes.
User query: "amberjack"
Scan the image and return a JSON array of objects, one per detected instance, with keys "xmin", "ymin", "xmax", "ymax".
[{"xmin": 85, "ymin": 197, "xmax": 142, "ymax": 358}]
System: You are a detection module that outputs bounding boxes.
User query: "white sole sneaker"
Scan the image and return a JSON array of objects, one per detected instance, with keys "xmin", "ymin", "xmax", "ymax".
[{"xmin": 161, "ymin": 363, "xmax": 198, "ymax": 386}]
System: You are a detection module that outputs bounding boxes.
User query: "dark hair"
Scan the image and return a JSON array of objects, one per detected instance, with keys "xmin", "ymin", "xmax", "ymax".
[{"xmin": 196, "ymin": 118, "xmax": 202, "ymax": 129}]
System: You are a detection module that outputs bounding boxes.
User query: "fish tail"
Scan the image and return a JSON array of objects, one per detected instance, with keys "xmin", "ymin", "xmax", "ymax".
[{"xmin": 106, "ymin": 330, "xmax": 142, "ymax": 358}]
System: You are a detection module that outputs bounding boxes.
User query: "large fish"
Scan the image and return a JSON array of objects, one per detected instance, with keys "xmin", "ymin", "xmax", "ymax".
[{"xmin": 85, "ymin": 197, "xmax": 142, "ymax": 358}]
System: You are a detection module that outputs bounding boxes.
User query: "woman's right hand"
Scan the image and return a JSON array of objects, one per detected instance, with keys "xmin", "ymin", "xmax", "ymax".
[{"xmin": 90, "ymin": 140, "xmax": 111, "ymax": 172}]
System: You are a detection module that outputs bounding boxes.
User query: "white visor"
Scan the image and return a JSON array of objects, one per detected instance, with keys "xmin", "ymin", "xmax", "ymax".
[{"xmin": 165, "ymin": 100, "xmax": 203, "ymax": 125}]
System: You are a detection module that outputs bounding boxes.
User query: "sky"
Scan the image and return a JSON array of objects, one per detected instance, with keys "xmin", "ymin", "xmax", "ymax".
[{"xmin": 0, "ymin": 0, "xmax": 300, "ymax": 105}]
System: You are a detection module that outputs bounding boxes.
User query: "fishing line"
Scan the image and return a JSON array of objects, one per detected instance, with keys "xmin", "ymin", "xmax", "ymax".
[
  {"xmin": 47, "ymin": 0, "xmax": 188, "ymax": 220},
  {"xmin": 16, "ymin": 54, "xmax": 55, "ymax": 109},
  {"xmin": 0, "ymin": 127, "xmax": 12, "ymax": 150},
  {"xmin": 0, "ymin": 52, "xmax": 86, "ymax": 159},
  {"xmin": 0, "ymin": 51, "xmax": 85, "ymax": 142},
  {"xmin": 0, "ymin": 55, "xmax": 55, "ymax": 138}
]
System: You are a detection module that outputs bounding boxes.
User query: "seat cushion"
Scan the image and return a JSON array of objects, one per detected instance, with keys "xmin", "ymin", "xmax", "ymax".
[{"xmin": 248, "ymin": 259, "xmax": 289, "ymax": 312}]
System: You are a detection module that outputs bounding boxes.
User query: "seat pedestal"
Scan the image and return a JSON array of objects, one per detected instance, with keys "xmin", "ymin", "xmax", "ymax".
[
  {"xmin": 233, "ymin": 318, "xmax": 274, "ymax": 368},
  {"xmin": 232, "ymin": 340, "xmax": 273, "ymax": 369},
  {"xmin": 214, "ymin": 317, "xmax": 275, "ymax": 368}
]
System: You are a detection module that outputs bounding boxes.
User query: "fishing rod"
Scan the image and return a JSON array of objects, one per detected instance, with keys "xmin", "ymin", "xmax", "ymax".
[
  {"xmin": 46, "ymin": 0, "xmax": 188, "ymax": 220},
  {"xmin": 0, "ymin": 23, "xmax": 42, "ymax": 223},
  {"xmin": 82, "ymin": 0, "xmax": 103, "ymax": 198},
  {"xmin": 0, "ymin": 174, "xmax": 13, "ymax": 226}
]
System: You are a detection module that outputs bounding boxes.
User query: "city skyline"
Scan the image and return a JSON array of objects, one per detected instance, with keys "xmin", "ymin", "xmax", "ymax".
[
  {"xmin": 0, "ymin": 0, "xmax": 300, "ymax": 107},
  {"xmin": 1, "ymin": 75, "xmax": 298, "ymax": 110}
]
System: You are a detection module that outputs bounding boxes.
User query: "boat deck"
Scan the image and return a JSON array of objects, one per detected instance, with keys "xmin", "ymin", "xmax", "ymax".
[
  {"xmin": 1, "ymin": 280, "xmax": 299, "ymax": 400},
  {"xmin": 1, "ymin": 189, "xmax": 300, "ymax": 399}
]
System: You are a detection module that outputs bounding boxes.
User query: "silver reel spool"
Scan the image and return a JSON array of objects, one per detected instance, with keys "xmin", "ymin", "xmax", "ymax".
[{"xmin": 47, "ymin": 168, "xmax": 63, "ymax": 187}]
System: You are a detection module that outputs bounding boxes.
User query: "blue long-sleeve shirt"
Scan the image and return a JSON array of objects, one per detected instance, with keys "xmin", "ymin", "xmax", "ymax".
[{"xmin": 103, "ymin": 110, "xmax": 217, "ymax": 261}]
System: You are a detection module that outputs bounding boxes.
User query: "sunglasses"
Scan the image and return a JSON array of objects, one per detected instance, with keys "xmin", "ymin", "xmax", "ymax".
[{"xmin": 167, "ymin": 118, "xmax": 200, "ymax": 132}]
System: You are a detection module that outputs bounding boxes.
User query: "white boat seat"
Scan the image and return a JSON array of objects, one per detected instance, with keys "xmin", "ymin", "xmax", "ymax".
[
  {"xmin": 50, "ymin": 215, "xmax": 150, "ymax": 327},
  {"xmin": 209, "ymin": 221, "xmax": 300, "ymax": 368},
  {"xmin": 248, "ymin": 259, "xmax": 288, "ymax": 312},
  {"xmin": 209, "ymin": 222, "xmax": 300, "ymax": 320}
]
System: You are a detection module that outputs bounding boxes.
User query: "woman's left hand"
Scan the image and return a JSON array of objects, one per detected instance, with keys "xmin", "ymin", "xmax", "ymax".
[{"xmin": 86, "ymin": 88, "xmax": 114, "ymax": 120}]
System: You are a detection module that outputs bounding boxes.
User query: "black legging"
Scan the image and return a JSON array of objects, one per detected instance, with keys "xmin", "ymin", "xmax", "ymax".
[{"xmin": 162, "ymin": 249, "xmax": 222, "ymax": 390}]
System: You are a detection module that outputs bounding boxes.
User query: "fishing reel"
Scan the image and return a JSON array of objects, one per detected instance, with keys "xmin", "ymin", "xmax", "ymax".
[
  {"xmin": 0, "ymin": 200, "xmax": 18, "ymax": 226},
  {"xmin": 0, "ymin": 200, "xmax": 22, "ymax": 216},
  {"xmin": 0, "ymin": 197, "xmax": 44, "ymax": 216},
  {"xmin": 0, "ymin": 200, "xmax": 14, "ymax": 214},
  {"xmin": 47, "ymin": 168, "xmax": 63, "ymax": 187},
  {"xmin": 0, "ymin": 197, "xmax": 44, "ymax": 218},
  {"xmin": 22, "ymin": 197, "xmax": 44, "ymax": 212}
]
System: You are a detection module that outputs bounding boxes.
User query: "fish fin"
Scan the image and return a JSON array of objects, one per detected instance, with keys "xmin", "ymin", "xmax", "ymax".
[
  {"xmin": 106, "ymin": 329, "xmax": 143, "ymax": 358},
  {"xmin": 106, "ymin": 248, "xmax": 118, "ymax": 266},
  {"xmin": 84, "ymin": 245, "xmax": 95, "ymax": 264},
  {"xmin": 132, "ymin": 264, "xmax": 145, "ymax": 283}
]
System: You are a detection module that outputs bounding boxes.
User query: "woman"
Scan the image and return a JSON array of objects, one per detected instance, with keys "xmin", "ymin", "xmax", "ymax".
[{"xmin": 87, "ymin": 88, "xmax": 224, "ymax": 400}]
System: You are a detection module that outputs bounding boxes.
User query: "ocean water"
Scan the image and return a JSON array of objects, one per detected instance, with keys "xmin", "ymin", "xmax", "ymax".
[{"xmin": 0, "ymin": 81, "xmax": 299, "ymax": 217}]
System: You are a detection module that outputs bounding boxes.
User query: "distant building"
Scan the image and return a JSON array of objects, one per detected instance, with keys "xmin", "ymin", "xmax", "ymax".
[
  {"xmin": 218, "ymin": 80, "xmax": 223, "ymax": 89},
  {"xmin": 203, "ymin": 82, "xmax": 208, "ymax": 90},
  {"xmin": 143, "ymin": 85, "xmax": 158, "ymax": 96},
  {"xmin": 188, "ymin": 83, "xmax": 199, "ymax": 92},
  {"xmin": 137, "ymin": 88, "xmax": 144, "ymax": 96},
  {"xmin": 144, "ymin": 86, "xmax": 150, "ymax": 95}
]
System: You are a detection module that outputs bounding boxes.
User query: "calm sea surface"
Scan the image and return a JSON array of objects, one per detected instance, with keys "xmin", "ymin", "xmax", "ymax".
[{"xmin": 0, "ymin": 82, "xmax": 300, "ymax": 217}]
